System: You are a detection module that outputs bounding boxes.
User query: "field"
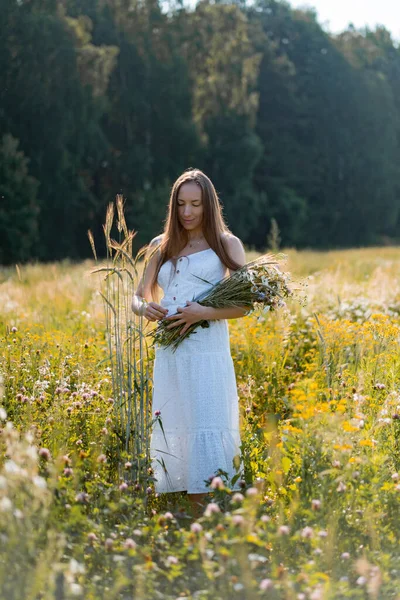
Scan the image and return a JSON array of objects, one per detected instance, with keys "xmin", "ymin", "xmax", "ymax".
[{"xmin": 1, "ymin": 246, "xmax": 400, "ymax": 599}]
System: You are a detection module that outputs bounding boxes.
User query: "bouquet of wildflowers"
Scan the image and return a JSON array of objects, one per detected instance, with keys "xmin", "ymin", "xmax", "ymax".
[{"xmin": 149, "ymin": 253, "xmax": 292, "ymax": 352}]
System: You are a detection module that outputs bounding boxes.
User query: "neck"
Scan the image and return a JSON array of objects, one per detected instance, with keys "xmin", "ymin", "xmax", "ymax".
[{"xmin": 187, "ymin": 229, "xmax": 204, "ymax": 241}]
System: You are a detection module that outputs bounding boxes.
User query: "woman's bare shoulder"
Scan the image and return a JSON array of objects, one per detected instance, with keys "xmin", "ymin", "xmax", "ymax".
[
  {"xmin": 146, "ymin": 234, "xmax": 164, "ymax": 257},
  {"xmin": 220, "ymin": 232, "xmax": 244, "ymax": 251},
  {"xmin": 220, "ymin": 232, "xmax": 246, "ymax": 265},
  {"xmin": 149, "ymin": 233, "xmax": 164, "ymax": 248}
]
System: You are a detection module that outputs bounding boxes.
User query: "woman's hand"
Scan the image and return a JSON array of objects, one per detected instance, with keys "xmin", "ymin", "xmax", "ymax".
[
  {"xmin": 163, "ymin": 301, "xmax": 208, "ymax": 335},
  {"xmin": 144, "ymin": 302, "xmax": 169, "ymax": 322}
]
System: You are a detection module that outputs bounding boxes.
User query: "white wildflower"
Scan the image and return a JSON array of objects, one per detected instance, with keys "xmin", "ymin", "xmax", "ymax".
[
  {"xmin": 32, "ymin": 476, "xmax": 47, "ymax": 489},
  {"xmin": 4, "ymin": 460, "xmax": 20, "ymax": 474},
  {"xmin": 0, "ymin": 497, "xmax": 12, "ymax": 512},
  {"xmin": 69, "ymin": 583, "xmax": 83, "ymax": 596},
  {"xmin": 69, "ymin": 559, "xmax": 85, "ymax": 575}
]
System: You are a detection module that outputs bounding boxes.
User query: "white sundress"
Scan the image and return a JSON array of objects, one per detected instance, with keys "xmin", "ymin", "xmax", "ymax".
[{"xmin": 150, "ymin": 248, "xmax": 242, "ymax": 494}]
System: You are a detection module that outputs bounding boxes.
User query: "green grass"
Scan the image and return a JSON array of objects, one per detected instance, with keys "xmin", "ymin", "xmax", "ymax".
[{"xmin": 1, "ymin": 246, "xmax": 400, "ymax": 599}]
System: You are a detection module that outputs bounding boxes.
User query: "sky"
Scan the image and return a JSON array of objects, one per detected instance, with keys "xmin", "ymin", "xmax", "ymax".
[{"xmin": 289, "ymin": 0, "xmax": 400, "ymax": 40}]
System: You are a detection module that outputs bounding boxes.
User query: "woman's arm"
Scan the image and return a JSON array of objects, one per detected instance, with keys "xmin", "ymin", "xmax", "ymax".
[
  {"xmin": 131, "ymin": 294, "xmax": 147, "ymax": 317},
  {"xmin": 196, "ymin": 234, "xmax": 248, "ymax": 320},
  {"xmin": 224, "ymin": 233, "xmax": 246, "ymax": 276},
  {"xmin": 132, "ymin": 236, "xmax": 159, "ymax": 313},
  {"xmin": 201, "ymin": 305, "xmax": 248, "ymax": 320},
  {"xmin": 132, "ymin": 235, "xmax": 168, "ymax": 321}
]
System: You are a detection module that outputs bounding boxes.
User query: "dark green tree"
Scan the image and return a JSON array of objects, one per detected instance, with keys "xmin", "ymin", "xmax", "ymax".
[
  {"xmin": 0, "ymin": 135, "xmax": 39, "ymax": 264},
  {"xmin": 2, "ymin": 0, "xmax": 400, "ymax": 260},
  {"xmin": 1, "ymin": 0, "xmax": 117, "ymax": 259},
  {"xmin": 181, "ymin": 1, "xmax": 264, "ymax": 240}
]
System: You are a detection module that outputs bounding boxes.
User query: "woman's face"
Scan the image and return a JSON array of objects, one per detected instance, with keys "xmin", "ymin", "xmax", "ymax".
[{"xmin": 177, "ymin": 182, "xmax": 204, "ymax": 233}]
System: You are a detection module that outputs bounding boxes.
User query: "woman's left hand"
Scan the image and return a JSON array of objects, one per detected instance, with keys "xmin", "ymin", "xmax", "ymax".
[{"xmin": 163, "ymin": 301, "xmax": 208, "ymax": 335}]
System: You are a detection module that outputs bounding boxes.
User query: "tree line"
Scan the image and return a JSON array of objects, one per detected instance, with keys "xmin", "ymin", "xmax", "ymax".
[{"xmin": 1, "ymin": 0, "xmax": 400, "ymax": 264}]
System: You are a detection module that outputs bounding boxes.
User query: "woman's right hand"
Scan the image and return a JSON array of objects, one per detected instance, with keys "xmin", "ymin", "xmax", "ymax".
[{"xmin": 144, "ymin": 302, "xmax": 169, "ymax": 322}]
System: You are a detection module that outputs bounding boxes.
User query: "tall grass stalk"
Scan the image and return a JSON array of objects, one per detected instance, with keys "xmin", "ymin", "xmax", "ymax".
[{"xmin": 88, "ymin": 196, "xmax": 152, "ymax": 492}]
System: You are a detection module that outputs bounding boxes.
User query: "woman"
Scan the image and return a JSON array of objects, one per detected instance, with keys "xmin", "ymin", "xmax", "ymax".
[{"xmin": 132, "ymin": 169, "xmax": 248, "ymax": 515}]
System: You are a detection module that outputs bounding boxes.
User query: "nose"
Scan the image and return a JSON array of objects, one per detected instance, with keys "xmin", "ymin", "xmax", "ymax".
[{"xmin": 183, "ymin": 205, "xmax": 192, "ymax": 217}]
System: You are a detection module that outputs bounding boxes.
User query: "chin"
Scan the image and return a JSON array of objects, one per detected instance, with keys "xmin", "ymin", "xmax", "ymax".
[{"xmin": 181, "ymin": 221, "xmax": 197, "ymax": 229}]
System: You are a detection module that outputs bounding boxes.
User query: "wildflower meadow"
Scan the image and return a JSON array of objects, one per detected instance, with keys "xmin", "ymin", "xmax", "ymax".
[{"xmin": 1, "ymin": 232, "xmax": 400, "ymax": 599}]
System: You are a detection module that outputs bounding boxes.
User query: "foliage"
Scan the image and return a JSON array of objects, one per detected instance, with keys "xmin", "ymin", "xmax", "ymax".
[
  {"xmin": 2, "ymin": 0, "xmax": 400, "ymax": 263},
  {"xmin": 89, "ymin": 196, "xmax": 154, "ymax": 489},
  {"xmin": 0, "ymin": 134, "xmax": 39, "ymax": 264},
  {"xmin": 1, "ymin": 247, "xmax": 400, "ymax": 597}
]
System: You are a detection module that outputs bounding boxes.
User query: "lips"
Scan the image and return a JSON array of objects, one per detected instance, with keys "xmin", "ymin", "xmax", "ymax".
[{"xmin": 183, "ymin": 219, "xmax": 194, "ymax": 223}]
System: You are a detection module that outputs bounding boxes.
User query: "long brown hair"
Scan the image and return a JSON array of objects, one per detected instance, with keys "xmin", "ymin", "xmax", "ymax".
[{"xmin": 146, "ymin": 168, "xmax": 242, "ymax": 299}]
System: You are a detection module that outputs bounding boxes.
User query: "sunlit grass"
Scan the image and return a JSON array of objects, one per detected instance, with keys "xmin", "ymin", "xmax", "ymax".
[{"xmin": 1, "ymin": 245, "xmax": 400, "ymax": 599}]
